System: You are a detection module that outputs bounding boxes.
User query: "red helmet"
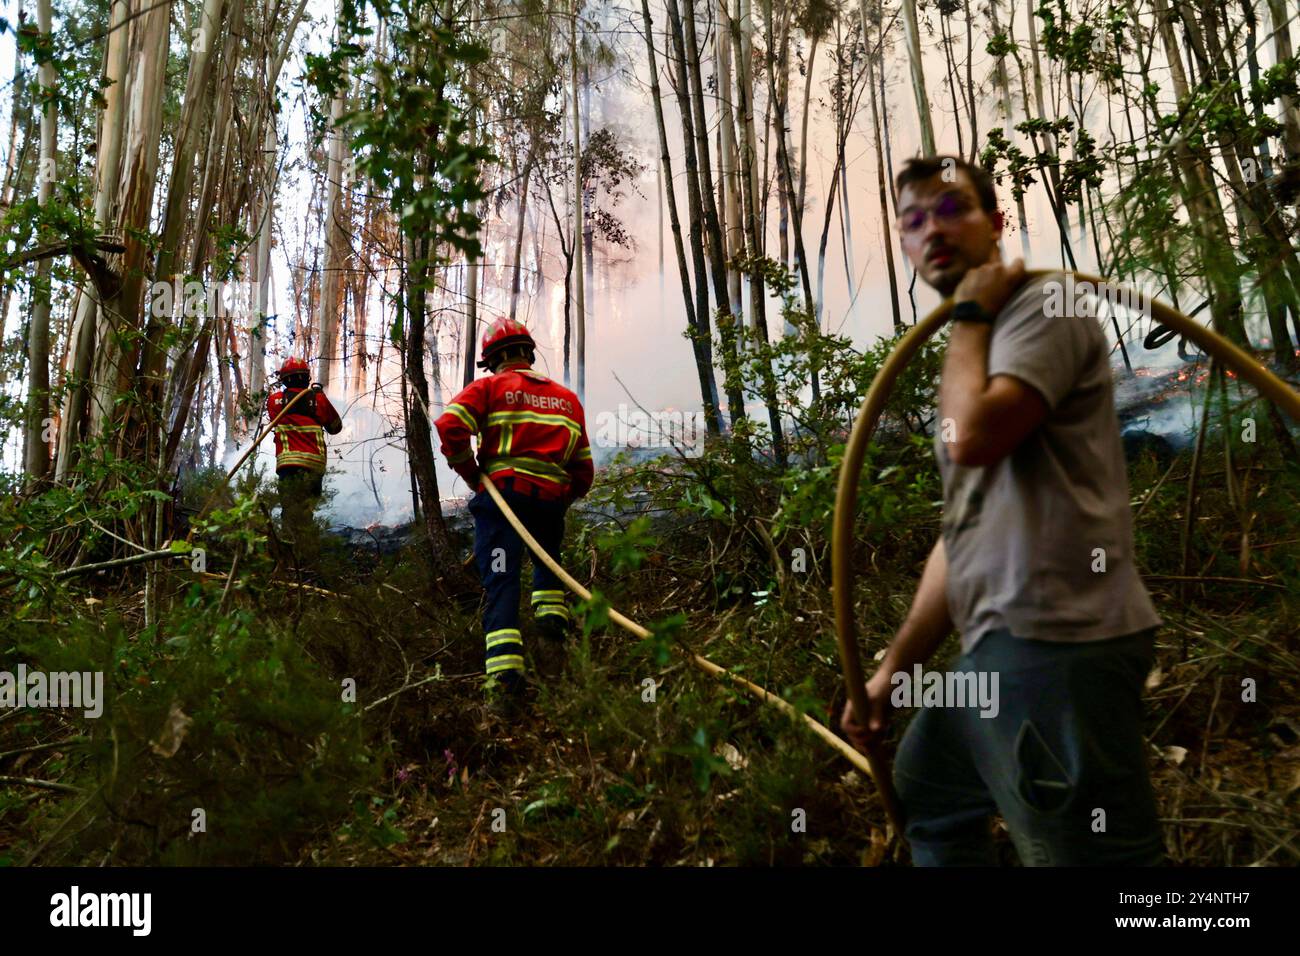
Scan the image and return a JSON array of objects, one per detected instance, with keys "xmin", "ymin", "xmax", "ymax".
[
  {"xmin": 277, "ymin": 357, "xmax": 309, "ymax": 380},
  {"xmin": 478, "ymin": 317, "xmax": 535, "ymax": 369}
]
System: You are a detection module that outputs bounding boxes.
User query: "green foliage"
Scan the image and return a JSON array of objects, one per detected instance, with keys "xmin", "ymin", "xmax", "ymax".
[
  {"xmin": 306, "ymin": 0, "xmax": 494, "ymax": 278},
  {"xmin": 595, "ymin": 515, "xmax": 657, "ymax": 576}
]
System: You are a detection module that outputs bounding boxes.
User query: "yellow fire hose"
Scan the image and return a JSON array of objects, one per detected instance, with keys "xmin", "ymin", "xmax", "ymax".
[
  {"xmin": 832, "ymin": 269, "xmax": 1300, "ymax": 841},
  {"xmin": 478, "ymin": 475, "xmax": 899, "ymax": 824}
]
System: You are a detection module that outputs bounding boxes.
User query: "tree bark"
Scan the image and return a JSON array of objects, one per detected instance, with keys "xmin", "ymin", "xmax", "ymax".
[
  {"xmin": 570, "ymin": 0, "xmax": 586, "ymax": 401},
  {"xmin": 56, "ymin": 0, "xmax": 130, "ymax": 480},
  {"xmin": 317, "ymin": 0, "xmax": 351, "ymax": 390},
  {"xmin": 901, "ymin": 0, "xmax": 934, "ymax": 153},
  {"xmin": 24, "ymin": 0, "xmax": 56, "ymax": 481},
  {"xmin": 641, "ymin": 0, "xmax": 721, "ymax": 433}
]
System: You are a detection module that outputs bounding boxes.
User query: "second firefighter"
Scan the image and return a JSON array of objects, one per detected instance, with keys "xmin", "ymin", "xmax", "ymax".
[{"xmin": 435, "ymin": 318, "xmax": 594, "ymax": 713}]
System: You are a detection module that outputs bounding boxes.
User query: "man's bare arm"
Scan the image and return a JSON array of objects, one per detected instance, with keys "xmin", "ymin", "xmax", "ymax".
[
  {"xmin": 877, "ymin": 536, "xmax": 953, "ymax": 675},
  {"xmin": 842, "ymin": 536, "xmax": 953, "ymax": 751}
]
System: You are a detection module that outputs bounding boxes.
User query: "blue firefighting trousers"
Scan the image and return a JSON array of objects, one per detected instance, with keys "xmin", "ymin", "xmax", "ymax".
[{"xmin": 468, "ymin": 478, "xmax": 572, "ymax": 679}]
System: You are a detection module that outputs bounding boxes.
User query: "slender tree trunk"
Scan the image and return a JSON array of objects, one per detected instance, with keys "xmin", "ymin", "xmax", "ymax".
[
  {"xmin": 1150, "ymin": 0, "xmax": 1246, "ymax": 344},
  {"xmin": 508, "ymin": 152, "xmax": 534, "ymax": 323},
  {"xmin": 963, "ymin": 0, "xmax": 977, "ymax": 162},
  {"xmin": 940, "ymin": 15, "xmax": 964, "ymax": 157},
  {"xmin": 763, "ymin": 0, "xmax": 815, "ymax": 322},
  {"xmin": 24, "ymin": 0, "xmax": 56, "ymax": 480},
  {"xmin": 251, "ymin": 117, "xmax": 277, "ymax": 400},
  {"xmin": 640, "ymin": 0, "xmax": 721, "ymax": 434},
  {"xmin": 735, "ymin": 0, "xmax": 764, "ymax": 336},
  {"xmin": 861, "ymin": 2, "xmax": 901, "ymax": 330},
  {"xmin": 1265, "ymin": 0, "xmax": 1300, "ymax": 164},
  {"xmin": 901, "ymin": 0, "xmax": 935, "ymax": 153},
  {"xmin": 463, "ymin": 132, "xmax": 481, "ymax": 389},
  {"xmin": 317, "ymin": 1, "xmax": 351, "ymax": 389},
  {"xmin": 716, "ymin": 0, "xmax": 744, "ymax": 317},
  {"xmin": 55, "ymin": 0, "xmax": 129, "ymax": 479},
  {"xmin": 987, "ymin": 0, "xmax": 1031, "ymax": 258},
  {"xmin": 675, "ymin": 0, "xmax": 734, "ymax": 332},
  {"xmin": 570, "ymin": 0, "xmax": 586, "ymax": 401},
  {"xmin": 137, "ymin": 0, "xmax": 229, "ymax": 417},
  {"xmin": 797, "ymin": 32, "xmax": 819, "ymax": 219},
  {"xmin": 0, "ymin": 0, "xmax": 30, "ymax": 371}
]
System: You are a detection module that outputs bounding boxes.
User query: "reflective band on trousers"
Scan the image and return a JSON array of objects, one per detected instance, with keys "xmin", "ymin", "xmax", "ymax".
[{"xmin": 485, "ymin": 628, "xmax": 524, "ymax": 675}]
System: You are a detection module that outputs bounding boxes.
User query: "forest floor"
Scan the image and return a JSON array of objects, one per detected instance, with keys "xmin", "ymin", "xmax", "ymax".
[{"xmin": 1, "ymin": 423, "xmax": 1298, "ymax": 866}]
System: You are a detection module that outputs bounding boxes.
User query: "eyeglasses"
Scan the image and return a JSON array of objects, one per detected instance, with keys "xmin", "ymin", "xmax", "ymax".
[{"xmin": 897, "ymin": 192, "xmax": 977, "ymax": 235}]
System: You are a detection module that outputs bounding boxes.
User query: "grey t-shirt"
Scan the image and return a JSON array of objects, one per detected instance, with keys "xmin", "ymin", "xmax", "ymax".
[{"xmin": 934, "ymin": 270, "xmax": 1162, "ymax": 652}]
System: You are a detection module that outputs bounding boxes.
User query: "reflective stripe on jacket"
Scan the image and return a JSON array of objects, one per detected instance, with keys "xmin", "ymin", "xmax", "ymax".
[
  {"xmin": 434, "ymin": 362, "xmax": 594, "ymax": 501},
  {"xmin": 266, "ymin": 388, "xmax": 343, "ymax": 474}
]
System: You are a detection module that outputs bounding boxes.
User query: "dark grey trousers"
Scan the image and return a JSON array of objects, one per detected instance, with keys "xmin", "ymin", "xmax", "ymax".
[{"xmin": 893, "ymin": 627, "xmax": 1166, "ymax": 866}]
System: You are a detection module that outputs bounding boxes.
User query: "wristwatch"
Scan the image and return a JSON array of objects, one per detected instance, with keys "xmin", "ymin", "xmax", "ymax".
[{"xmin": 952, "ymin": 300, "xmax": 995, "ymax": 324}]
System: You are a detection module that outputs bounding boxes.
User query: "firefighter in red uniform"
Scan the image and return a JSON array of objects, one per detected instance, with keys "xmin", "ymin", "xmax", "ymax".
[
  {"xmin": 435, "ymin": 318, "xmax": 594, "ymax": 715},
  {"xmin": 266, "ymin": 358, "xmax": 343, "ymax": 530}
]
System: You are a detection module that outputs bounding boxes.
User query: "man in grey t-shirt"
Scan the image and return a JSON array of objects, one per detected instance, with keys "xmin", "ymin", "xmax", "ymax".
[{"xmin": 841, "ymin": 156, "xmax": 1165, "ymax": 866}]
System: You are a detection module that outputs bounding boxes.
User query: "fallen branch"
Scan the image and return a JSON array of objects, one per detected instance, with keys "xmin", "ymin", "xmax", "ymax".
[
  {"xmin": 0, "ymin": 737, "xmax": 87, "ymax": 761},
  {"xmin": 1145, "ymin": 574, "xmax": 1286, "ymax": 590},
  {"xmin": 0, "ymin": 774, "xmax": 81, "ymax": 794},
  {"xmin": 362, "ymin": 672, "xmax": 446, "ymax": 713},
  {"xmin": 53, "ymin": 547, "xmax": 184, "ymax": 580}
]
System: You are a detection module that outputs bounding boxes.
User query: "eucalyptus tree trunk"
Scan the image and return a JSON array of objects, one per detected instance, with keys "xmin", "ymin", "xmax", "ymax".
[
  {"xmin": 570, "ymin": 0, "xmax": 586, "ymax": 400},
  {"xmin": 161, "ymin": 1, "xmax": 244, "ymax": 472},
  {"xmin": 250, "ymin": 116, "xmax": 276, "ymax": 399},
  {"xmin": 0, "ymin": 0, "xmax": 30, "ymax": 368},
  {"xmin": 796, "ymin": 31, "xmax": 819, "ymax": 219},
  {"xmin": 672, "ymin": 0, "xmax": 731, "ymax": 318},
  {"xmin": 138, "ymin": 0, "xmax": 228, "ymax": 418},
  {"xmin": 507, "ymin": 152, "xmax": 534, "ymax": 323},
  {"xmin": 91, "ymin": 0, "xmax": 170, "ymax": 447},
  {"xmin": 901, "ymin": 0, "xmax": 934, "ymax": 154},
  {"xmin": 715, "ymin": 0, "xmax": 743, "ymax": 317},
  {"xmin": 939, "ymin": 14, "xmax": 963, "ymax": 157},
  {"xmin": 963, "ymin": 0, "xmax": 977, "ymax": 163},
  {"xmin": 463, "ymin": 107, "xmax": 481, "ymax": 388},
  {"xmin": 0, "ymin": 0, "xmax": 26, "ymax": 212},
  {"xmin": 762, "ymin": 0, "xmax": 814, "ymax": 323},
  {"xmin": 56, "ymin": 0, "xmax": 129, "ymax": 479},
  {"xmin": 987, "ymin": 0, "xmax": 1030, "ymax": 258},
  {"xmin": 1023, "ymin": 0, "xmax": 1074, "ymax": 266},
  {"xmin": 734, "ymin": 0, "xmax": 770, "ymax": 349},
  {"xmin": 640, "ymin": 0, "xmax": 721, "ymax": 434},
  {"xmin": 249, "ymin": 0, "xmax": 311, "ymax": 400},
  {"xmin": 1265, "ymin": 0, "xmax": 1300, "ymax": 164},
  {"xmin": 857, "ymin": 0, "xmax": 901, "ymax": 330},
  {"xmin": 317, "ymin": 1, "xmax": 351, "ymax": 390},
  {"xmin": 23, "ymin": 0, "xmax": 56, "ymax": 480},
  {"xmin": 1149, "ymin": 0, "xmax": 1245, "ymax": 344}
]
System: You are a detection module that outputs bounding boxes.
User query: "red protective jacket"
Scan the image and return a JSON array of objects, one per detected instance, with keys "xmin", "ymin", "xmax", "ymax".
[
  {"xmin": 435, "ymin": 361, "xmax": 593, "ymax": 502},
  {"xmin": 266, "ymin": 387, "xmax": 343, "ymax": 474}
]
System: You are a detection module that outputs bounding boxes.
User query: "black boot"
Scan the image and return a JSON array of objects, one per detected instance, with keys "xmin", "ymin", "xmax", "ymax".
[
  {"xmin": 485, "ymin": 670, "xmax": 527, "ymax": 720},
  {"xmin": 534, "ymin": 616, "xmax": 570, "ymax": 680}
]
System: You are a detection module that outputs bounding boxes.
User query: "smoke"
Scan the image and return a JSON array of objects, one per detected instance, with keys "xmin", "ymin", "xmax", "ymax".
[
  {"xmin": 223, "ymin": 381, "xmax": 478, "ymax": 529},
  {"xmin": 244, "ymin": 0, "xmax": 1288, "ymax": 528}
]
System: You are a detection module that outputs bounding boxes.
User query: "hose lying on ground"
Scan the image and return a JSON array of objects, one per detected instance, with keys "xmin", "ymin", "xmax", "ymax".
[
  {"xmin": 831, "ymin": 268, "xmax": 1300, "ymax": 840},
  {"xmin": 479, "ymin": 475, "xmax": 906, "ymax": 834}
]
